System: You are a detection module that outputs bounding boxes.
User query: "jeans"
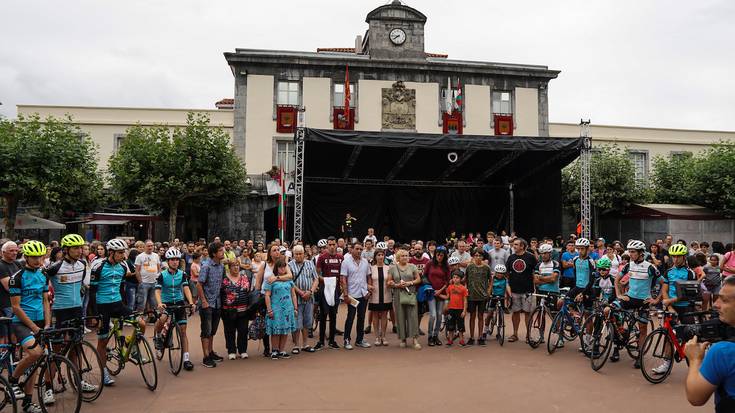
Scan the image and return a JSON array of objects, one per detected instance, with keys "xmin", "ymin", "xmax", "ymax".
[
  {"xmin": 136, "ymin": 282, "xmax": 157, "ymax": 312},
  {"xmin": 124, "ymin": 281, "xmax": 138, "ymax": 311},
  {"xmin": 427, "ymin": 298, "xmax": 445, "ymax": 337},
  {"xmin": 317, "ymin": 284, "xmax": 340, "ymax": 344},
  {"xmin": 343, "ymin": 296, "xmax": 368, "ymax": 343},
  {"xmin": 222, "ymin": 311, "xmax": 249, "ymax": 354}
]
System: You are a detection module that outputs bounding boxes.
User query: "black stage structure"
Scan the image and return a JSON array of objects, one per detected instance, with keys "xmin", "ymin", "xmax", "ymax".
[{"xmin": 294, "ymin": 128, "xmax": 584, "ymax": 243}]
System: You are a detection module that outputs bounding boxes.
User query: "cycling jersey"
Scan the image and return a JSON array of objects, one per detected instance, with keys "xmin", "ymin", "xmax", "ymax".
[
  {"xmin": 665, "ymin": 265, "xmax": 696, "ymax": 307},
  {"xmin": 491, "ymin": 277, "xmax": 507, "ymax": 296},
  {"xmin": 155, "ymin": 268, "xmax": 190, "ymax": 304},
  {"xmin": 8, "ymin": 268, "xmax": 48, "ymax": 322},
  {"xmin": 534, "ymin": 259, "xmax": 561, "ymax": 293},
  {"xmin": 45, "ymin": 258, "xmax": 86, "ymax": 310},
  {"xmin": 90, "ymin": 258, "xmax": 128, "ymax": 304},
  {"xmin": 621, "ymin": 259, "xmax": 658, "ymax": 300},
  {"xmin": 573, "ymin": 256, "xmax": 596, "ymax": 289}
]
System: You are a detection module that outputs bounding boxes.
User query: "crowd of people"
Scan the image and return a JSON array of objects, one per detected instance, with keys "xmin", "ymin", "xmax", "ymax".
[{"xmin": 1, "ymin": 228, "xmax": 734, "ymax": 412}]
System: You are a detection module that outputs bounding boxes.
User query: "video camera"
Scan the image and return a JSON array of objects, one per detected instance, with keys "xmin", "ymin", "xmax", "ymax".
[
  {"xmin": 676, "ymin": 316, "xmax": 735, "ymax": 343},
  {"xmin": 675, "ymin": 280, "xmax": 702, "ymax": 302}
]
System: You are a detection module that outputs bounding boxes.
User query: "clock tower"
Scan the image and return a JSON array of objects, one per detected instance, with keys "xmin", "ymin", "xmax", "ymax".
[{"xmin": 365, "ymin": 0, "xmax": 427, "ymax": 60}]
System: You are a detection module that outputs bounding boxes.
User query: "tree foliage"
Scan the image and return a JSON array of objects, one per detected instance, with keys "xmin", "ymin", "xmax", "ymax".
[
  {"xmin": 0, "ymin": 114, "xmax": 102, "ymax": 238},
  {"xmin": 107, "ymin": 112, "xmax": 247, "ymax": 241},
  {"xmin": 562, "ymin": 144, "xmax": 650, "ymax": 217}
]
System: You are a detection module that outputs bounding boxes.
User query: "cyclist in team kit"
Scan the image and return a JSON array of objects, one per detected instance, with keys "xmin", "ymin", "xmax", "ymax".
[
  {"xmin": 534, "ymin": 243, "xmax": 561, "ymax": 302},
  {"xmin": 557, "ymin": 238, "xmax": 596, "ymax": 318},
  {"xmin": 154, "ymin": 248, "xmax": 195, "ymax": 371},
  {"xmin": 8, "ymin": 241, "xmax": 51, "ymax": 413},
  {"xmin": 90, "ymin": 239, "xmax": 147, "ymax": 385}
]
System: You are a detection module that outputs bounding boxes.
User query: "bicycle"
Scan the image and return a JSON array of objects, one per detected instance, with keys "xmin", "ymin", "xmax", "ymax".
[
  {"xmin": 589, "ymin": 302, "xmax": 650, "ymax": 371},
  {"xmin": 105, "ymin": 312, "xmax": 158, "ymax": 391},
  {"xmin": 547, "ymin": 291, "xmax": 589, "ymax": 355},
  {"xmin": 638, "ymin": 309, "xmax": 712, "ymax": 384},
  {"xmin": 55, "ymin": 315, "xmax": 104, "ymax": 402},
  {"xmin": 526, "ymin": 292, "xmax": 560, "ymax": 349},
  {"xmin": 485, "ymin": 294, "xmax": 506, "ymax": 346},
  {"xmin": 0, "ymin": 318, "xmax": 17, "ymax": 413},
  {"xmin": 154, "ymin": 304, "xmax": 192, "ymax": 376}
]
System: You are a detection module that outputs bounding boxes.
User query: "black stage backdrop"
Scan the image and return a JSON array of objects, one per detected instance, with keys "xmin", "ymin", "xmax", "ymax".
[{"xmin": 301, "ymin": 129, "xmax": 580, "ymax": 243}]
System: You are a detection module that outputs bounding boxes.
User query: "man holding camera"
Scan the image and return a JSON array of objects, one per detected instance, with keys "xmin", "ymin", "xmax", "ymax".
[{"xmin": 685, "ymin": 276, "xmax": 735, "ymax": 412}]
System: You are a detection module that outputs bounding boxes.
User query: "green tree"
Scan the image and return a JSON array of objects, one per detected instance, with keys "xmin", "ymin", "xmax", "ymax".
[
  {"xmin": 562, "ymin": 144, "xmax": 650, "ymax": 218},
  {"xmin": 0, "ymin": 114, "xmax": 102, "ymax": 239},
  {"xmin": 108, "ymin": 112, "xmax": 247, "ymax": 242},
  {"xmin": 651, "ymin": 152, "xmax": 696, "ymax": 204}
]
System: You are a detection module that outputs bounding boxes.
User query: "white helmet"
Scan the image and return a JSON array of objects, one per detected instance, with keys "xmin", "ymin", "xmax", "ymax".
[
  {"xmin": 376, "ymin": 242, "xmax": 387, "ymax": 250},
  {"xmin": 279, "ymin": 246, "xmax": 287, "ymax": 253},
  {"xmin": 538, "ymin": 244, "xmax": 553, "ymax": 254},
  {"xmin": 448, "ymin": 256, "xmax": 460, "ymax": 265},
  {"xmin": 575, "ymin": 238, "xmax": 590, "ymax": 247},
  {"xmin": 494, "ymin": 264, "xmax": 507, "ymax": 273},
  {"xmin": 106, "ymin": 239, "xmax": 127, "ymax": 251},
  {"xmin": 626, "ymin": 240, "xmax": 646, "ymax": 251},
  {"xmin": 317, "ymin": 239, "xmax": 327, "ymax": 248},
  {"xmin": 165, "ymin": 247, "xmax": 182, "ymax": 260}
]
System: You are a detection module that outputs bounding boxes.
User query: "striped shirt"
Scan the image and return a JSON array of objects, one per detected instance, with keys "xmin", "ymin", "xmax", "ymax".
[{"xmin": 288, "ymin": 259, "xmax": 318, "ymax": 304}]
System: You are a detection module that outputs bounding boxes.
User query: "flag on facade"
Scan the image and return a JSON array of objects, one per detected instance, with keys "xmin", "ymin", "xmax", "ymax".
[
  {"xmin": 446, "ymin": 77, "xmax": 453, "ymax": 115},
  {"xmin": 344, "ymin": 66, "xmax": 351, "ymax": 124},
  {"xmin": 455, "ymin": 78, "xmax": 463, "ymax": 111}
]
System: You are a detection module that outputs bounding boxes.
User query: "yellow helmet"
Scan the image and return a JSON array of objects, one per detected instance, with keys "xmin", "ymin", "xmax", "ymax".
[
  {"xmin": 668, "ymin": 244, "xmax": 688, "ymax": 257},
  {"xmin": 21, "ymin": 240, "xmax": 47, "ymax": 257},
  {"xmin": 61, "ymin": 234, "xmax": 85, "ymax": 248}
]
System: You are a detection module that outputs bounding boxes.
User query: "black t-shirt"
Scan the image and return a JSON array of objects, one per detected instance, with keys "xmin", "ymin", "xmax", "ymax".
[
  {"xmin": 0, "ymin": 259, "xmax": 22, "ymax": 308},
  {"xmin": 506, "ymin": 252, "xmax": 538, "ymax": 294}
]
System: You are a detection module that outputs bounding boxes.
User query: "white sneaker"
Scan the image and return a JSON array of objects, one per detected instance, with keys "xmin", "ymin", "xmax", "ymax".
[
  {"xmin": 43, "ymin": 388, "xmax": 55, "ymax": 405},
  {"xmin": 652, "ymin": 360, "xmax": 671, "ymax": 375},
  {"xmin": 22, "ymin": 402, "xmax": 43, "ymax": 413},
  {"xmin": 103, "ymin": 368, "xmax": 115, "ymax": 386},
  {"xmin": 356, "ymin": 340, "xmax": 371, "ymax": 348},
  {"xmin": 344, "ymin": 340, "xmax": 353, "ymax": 350},
  {"xmin": 240, "ymin": 353, "xmax": 249, "ymax": 359},
  {"xmin": 80, "ymin": 380, "xmax": 98, "ymax": 393},
  {"xmin": 228, "ymin": 353, "xmax": 237, "ymax": 360}
]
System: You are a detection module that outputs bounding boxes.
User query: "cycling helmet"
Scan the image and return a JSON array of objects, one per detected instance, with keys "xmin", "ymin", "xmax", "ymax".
[
  {"xmin": 435, "ymin": 246, "xmax": 448, "ymax": 254},
  {"xmin": 668, "ymin": 244, "xmax": 688, "ymax": 256},
  {"xmin": 448, "ymin": 256, "xmax": 460, "ymax": 266},
  {"xmin": 626, "ymin": 240, "xmax": 646, "ymax": 251},
  {"xmin": 279, "ymin": 246, "xmax": 287, "ymax": 253},
  {"xmin": 317, "ymin": 239, "xmax": 327, "ymax": 248},
  {"xmin": 596, "ymin": 256, "xmax": 611, "ymax": 269},
  {"xmin": 494, "ymin": 264, "xmax": 507, "ymax": 273},
  {"xmin": 21, "ymin": 240, "xmax": 47, "ymax": 257},
  {"xmin": 376, "ymin": 242, "xmax": 387, "ymax": 250},
  {"xmin": 165, "ymin": 247, "xmax": 182, "ymax": 260},
  {"xmin": 575, "ymin": 238, "xmax": 591, "ymax": 247},
  {"xmin": 538, "ymin": 244, "xmax": 553, "ymax": 254},
  {"xmin": 106, "ymin": 239, "xmax": 128, "ymax": 251},
  {"xmin": 61, "ymin": 234, "xmax": 85, "ymax": 248}
]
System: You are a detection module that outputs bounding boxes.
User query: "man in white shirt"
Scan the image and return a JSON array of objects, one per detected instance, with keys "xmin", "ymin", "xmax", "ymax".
[
  {"xmin": 450, "ymin": 241, "xmax": 471, "ymax": 273},
  {"xmin": 363, "ymin": 228, "xmax": 378, "ymax": 246},
  {"xmin": 340, "ymin": 241, "xmax": 372, "ymax": 350},
  {"xmin": 134, "ymin": 240, "xmax": 161, "ymax": 312}
]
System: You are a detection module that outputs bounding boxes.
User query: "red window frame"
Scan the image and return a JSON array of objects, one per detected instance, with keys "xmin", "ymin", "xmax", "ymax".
[
  {"xmin": 494, "ymin": 114, "xmax": 513, "ymax": 136},
  {"xmin": 443, "ymin": 111, "xmax": 463, "ymax": 135},
  {"xmin": 276, "ymin": 105, "xmax": 297, "ymax": 133},
  {"xmin": 333, "ymin": 107, "xmax": 355, "ymax": 130}
]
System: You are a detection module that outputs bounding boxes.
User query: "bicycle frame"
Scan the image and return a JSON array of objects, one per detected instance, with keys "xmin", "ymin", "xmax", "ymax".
[
  {"xmin": 110, "ymin": 316, "xmax": 145, "ymax": 363},
  {"xmin": 661, "ymin": 312, "xmax": 686, "ymax": 361}
]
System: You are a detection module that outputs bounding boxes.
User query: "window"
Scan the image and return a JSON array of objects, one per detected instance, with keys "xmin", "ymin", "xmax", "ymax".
[
  {"xmin": 113, "ymin": 134, "xmax": 126, "ymax": 152},
  {"xmin": 628, "ymin": 151, "xmax": 648, "ymax": 181},
  {"xmin": 277, "ymin": 81, "xmax": 299, "ymax": 106},
  {"xmin": 277, "ymin": 141, "xmax": 295, "ymax": 173},
  {"xmin": 492, "ymin": 91, "xmax": 512, "ymax": 114},
  {"xmin": 333, "ymin": 83, "xmax": 355, "ymax": 107}
]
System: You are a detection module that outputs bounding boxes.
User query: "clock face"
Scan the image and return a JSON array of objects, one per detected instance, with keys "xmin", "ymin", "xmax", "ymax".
[{"xmin": 389, "ymin": 28, "xmax": 406, "ymax": 45}]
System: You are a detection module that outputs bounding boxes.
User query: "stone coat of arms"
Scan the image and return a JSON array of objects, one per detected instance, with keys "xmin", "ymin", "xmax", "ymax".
[{"xmin": 381, "ymin": 81, "xmax": 416, "ymax": 130}]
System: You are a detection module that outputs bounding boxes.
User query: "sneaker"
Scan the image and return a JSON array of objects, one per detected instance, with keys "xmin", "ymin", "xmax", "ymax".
[
  {"xmin": 610, "ymin": 348, "xmax": 620, "ymax": 363},
  {"xmin": 270, "ymin": 351, "xmax": 279, "ymax": 360},
  {"xmin": 413, "ymin": 341, "xmax": 422, "ymax": 350},
  {"xmin": 80, "ymin": 380, "xmax": 98, "ymax": 393},
  {"xmin": 22, "ymin": 402, "xmax": 42, "ymax": 413},
  {"xmin": 479, "ymin": 339, "xmax": 487, "ymax": 346},
  {"xmin": 356, "ymin": 340, "xmax": 371, "ymax": 348},
  {"xmin": 228, "ymin": 353, "xmax": 237, "ymax": 360},
  {"xmin": 209, "ymin": 352, "xmax": 224, "ymax": 362},
  {"xmin": 633, "ymin": 359, "xmax": 641, "ymax": 369},
  {"xmin": 278, "ymin": 351, "xmax": 291, "ymax": 359},
  {"xmin": 459, "ymin": 340, "xmax": 466, "ymax": 346},
  {"xmin": 375, "ymin": 338, "xmax": 382, "ymax": 346},
  {"xmin": 202, "ymin": 357, "xmax": 216, "ymax": 368},
  {"xmin": 240, "ymin": 352, "xmax": 249, "ymax": 359},
  {"xmin": 481, "ymin": 332, "xmax": 488, "ymax": 341},
  {"xmin": 467, "ymin": 338, "xmax": 475, "ymax": 346},
  {"xmin": 344, "ymin": 340, "xmax": 353, "ymax": 350},
  {"xmin": 364, "ymin": 325, "xmax": 372, "ymax": 334},
  {"xmin": 446, "ymin": 339, "xmax": 453, "ymax": 346},
  {"xmin": 328, "ymin": 341, "xmax": 340, "ymax": 350},
  {"xmin": 103, "ymin": 368, "xmax": 115, "ymax": 386},
  {"xmin": 652, "ymin": 360, "xmax": 671, "ymax": 375},
  {"xmin": 434, "ymin": 337, "xmax": 442, "ymax": 346},
  {"xmin": 381, "ymin": 338, "xmax": 389, "ymax": 346},
  {"xmin": 42, "ymin": 388, "xmax": 55, "ymax": 405},
  {"xmin": 399, "ymin": 340, "xmax": 407, "ymax": 348},
  {"xmin": 183, "ymin": 360, "xmax": 194, "ymax": 371},
  {"xmin": 301, "ymin": 346, "xmax": 315, "ymax": 353},
  {"xmin": 428, "ymin": 336, "xmax": 435, "ymax": 347},
  {"xmin": 10, "ymin": 384, "xmax": 23, "ymax": 399},
  {"xmin": 292, "ymin": 347, "xmax": 300, "ymax": 354},
  {"xmin": 313, "ymin": 342, "xmax": 324, "ymax": 351}
]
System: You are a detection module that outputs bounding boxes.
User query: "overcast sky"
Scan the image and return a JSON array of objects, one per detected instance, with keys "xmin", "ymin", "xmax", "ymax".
[{"xmin": 1, "ymin": 0, "xmax": 733, "ymax": 130}]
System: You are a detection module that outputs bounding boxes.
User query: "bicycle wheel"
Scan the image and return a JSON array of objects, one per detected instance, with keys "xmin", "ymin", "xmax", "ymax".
[
  {"xmin": 547, "ymin": 312, "xmax": 565, "ymax": 354},
  {"xmin": 133, "ymin": 337, "xmax": 158, "ymax": 391},
  {"xmin": 38, "ymin": 354, "xmax": 82, "ymax": 413},
  {"xmin": 580, "ymin": 313, "xmax": 599, "ymax": 357},
  {"xmin": 639, "ymin": 329, "xmax": 674, "ymax": 384},
  {"xmin": 591, "ymin": 320, "xmax": 614, "ymax": 372},
  {"xmin": 487, "ymin": 310, "xmax": 497, "ymax": 338},
  {"xmin": 154, "ymin": 329, "xmax": 165, "ymax": 361},
  {"xmin": 67, "ymin": 341, "xmax": 104, "ymax": 402},
  {"xmin": 496, "ymin": 307, "xmax": 505, "ymax": 346},
  {"xmin": 625, "ymin": 320, "xmax": 642, "ymax": 360},
  {"xmin": 167, "ymin": 324, "xmax": 183, "ymax": 376},
  {"xmin": 105, "ymin": 336, "xmax": 122, "ymax": 376},
  {"xmin": 526, "ymin": 306, "xmax": 546, "ymax": 349},
  {"xmin": 0, "ymin": 374, "xmax": 17, "ymax": 413},
  {"xmin": 562, "ymin": 312, "xmax": 580, "ymax": 341}
]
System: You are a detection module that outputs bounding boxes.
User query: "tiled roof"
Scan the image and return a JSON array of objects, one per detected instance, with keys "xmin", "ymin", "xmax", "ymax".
[
  {"xmin": 316, "ymin": 47, "xmax": 447, "ymax": 58},
  {"xmin": 215, "ymin": 98, "xmax": 234, "ymax": 109}
]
